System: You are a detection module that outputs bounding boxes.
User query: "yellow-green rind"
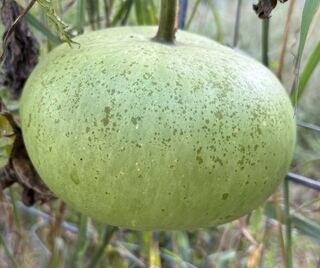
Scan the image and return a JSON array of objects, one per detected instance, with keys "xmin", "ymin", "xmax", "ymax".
[{"xmin": 20, "ymin": 26, "xmax": 296, "ymax": 230}]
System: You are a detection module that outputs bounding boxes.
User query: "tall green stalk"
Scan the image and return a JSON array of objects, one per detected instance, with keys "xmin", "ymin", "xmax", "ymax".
[
  {"xmin": 87, "ymin": 226, "xmax": 118, "ymax": 268},
  {"xmin": 77, "ymin": 0, "xmax": 85, "ymax": 34},
  {"xmin": 284, "ymin": 179, "xmax": 293, "ymax": 268},
  {"xmin": 75, "ymin": 215, "xmax": 88, "ymax": 267}
]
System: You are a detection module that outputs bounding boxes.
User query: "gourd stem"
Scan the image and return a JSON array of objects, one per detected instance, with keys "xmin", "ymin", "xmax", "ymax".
[{"xmin": 153, "ymin": 0, "xmax": 177, "ymax": 43}]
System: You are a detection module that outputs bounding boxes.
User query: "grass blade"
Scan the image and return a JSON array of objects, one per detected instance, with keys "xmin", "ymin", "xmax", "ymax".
[
  {"xmin": 87, "ymin": 225, "xmax": 118, "ymax": 268},
  {"xmin": 149, "ymin": 232, "xmax": 161, "ymax": 268},
  {"xmin": 148, "ymin": 0, "xmax": 158, "ymax": 24},
  {"xmin": 145, "ymin": 0, "xmax": 157, "ymax": 24},
  {"xmin": 0, "ymin": 232, "xmax": 19, "ymax": 268},
  {"xmin": 75, "ymin": 215, "xmax": 88, "ymax": 267},
  {"xmin": 175, "ymin": 231, "xmax": 191, "ymax": 262},
  {"xmin": 86, "ymin": 0, "xmax": 100, "ymax": 30},
  {"xmin": 272, "ymin": 193, "xmax": 287, "ymax": 265},
  {"xmin": 206, "ymin": 0, "xmax": 223, "ymax": 42},
  {"xmin": 24, "ymin": 12, "xmax": 61, "ymax": 45},
  {"xmin": 185, "ymin": 0, "xmax": 201, "ymax": 30},
  {"xmin": 265, "ymin": 202, "xmax": 320, "ymax": 244},
  {"xmin": 111, "ymin": 0, "xmax": 133, "ymax": 26},
  {"xmin": 291, "ymin": 0, "xmax": 320, "ymax": 105},
  {"xmin": 161, "ymin": 248, "xmax": 196, "ymax": 268},
  {"xmin": 292, "ymin": 41, "xmax": 320, "ymax": 100},
  {"xmin": 277, "ymin": 0, "xmax": 296, "ymax": 80},
  {"xmin": 207, "ymin": 250, "xmax": 237, "ymax": 268},
  {"xmin": 284, "ymin": 179, "xmax": 292, "ymax": 268},
  {"xmin": 135, "ymin": 0, "xmax": 145, "ymax": 25},
  {"xmin": 77, "ymin": 0, "xmax": 86, "ymax": 34}
]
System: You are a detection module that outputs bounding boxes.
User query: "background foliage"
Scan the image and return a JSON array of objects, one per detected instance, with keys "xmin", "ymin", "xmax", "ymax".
[{"xmin": 0, "ymin": 0, "xmax": 320, "ymax": 267}]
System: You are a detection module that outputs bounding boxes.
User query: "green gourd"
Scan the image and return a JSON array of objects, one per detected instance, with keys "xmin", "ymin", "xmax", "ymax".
[{"xmin": 20, "ymin": 27, "xmax": 296, "ymax": 230}]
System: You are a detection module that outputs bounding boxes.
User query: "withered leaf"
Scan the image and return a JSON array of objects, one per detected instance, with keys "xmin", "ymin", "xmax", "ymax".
[
  {"xmin": 253, "ymin": 0, "xmax": 288, "ymax": 19},
  {"xmin": 36, "ymin": 0, "xmax": 78, "ymax": 46},
  {"xmin": 0, "ymin": 102, "xmax": 55, "ymax": 206},
  {"xmin": 0, "ymin": 0, "xmax": 39, "ymax": 99}
]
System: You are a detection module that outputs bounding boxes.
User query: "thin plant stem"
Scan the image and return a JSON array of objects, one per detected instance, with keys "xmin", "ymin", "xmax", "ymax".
[
  {"xmin": 77, "ymin": 0, "xmax": 85, "ymax": 34},
  {"xmin": 233, "ymin": 0, "xmax": 242, "ymax": 47},
  {"xmin": 48, "ymin": 202, "xmax": 67, "ymax": 268},
  {"xmin": 259, "ymin": 217, "xmax": 272, "ymax": 267},
  {"xmin": 206, "ymin": 0, "xmax": 223, "ymax": 42},
  {"xmin": 153, "ymin": 0, "xmax": 177, "ymax": 43},
  {"xmin": 150, "ymin": 232, "xmax": 161, "ymax": 267},
  {"xmin": 277, "ymin": 0, "xmax": 296, "ymax": 80},
  {"xmin": 95, "ymin": 0, "xmax": 101, "ymax": 29},
  {"xmin": 87, "ymin": 226, "xmax": 118, "ymax": 268},
  {"xmin": 262, "ymin": 18, "xmax": 270, "ymax": 67},
  {"xmin": 284, "ymin": 179, "xmax": 293, "ymax": 268},
  {"xmin": 272, "ymin": 192, "xmax": 287, "ymax": 266},
  {"xmin": 87, "ymin": 0, "xmax": 99, "ymax": 30},
  {"xmin": 120, "ymin": 0, "xmax": 133, "ymax": 26},
  {"xmin": 185, "ymin": 0, "xmax": 200, "ymax": 30},
  {"xmin": 75, "ymin": 215, "xmax": 89, "ymax": 266}
]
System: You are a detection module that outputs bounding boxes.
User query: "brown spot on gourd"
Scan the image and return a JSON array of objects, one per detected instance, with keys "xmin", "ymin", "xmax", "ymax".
[
  {"xmin": 101, "ymin": 106, "xmax": 112, "ymax": 126},
  {"xmin": 71, "ymin": 172, "xmax": 80, "ymax": 185},
  {"xmin": 222, "ymin": 193, "xmax": 229, "ymax": 200},
  {"xmin": 143, "ymin": 73, "xmax": 152, "ymax": 80},
  {"xmin": 196, "ymin": 155, "xmax": 203, "ymax": 164},
  {"xmin": 131, "ymin": 116, "xmax": 141, "ymax": 125}
]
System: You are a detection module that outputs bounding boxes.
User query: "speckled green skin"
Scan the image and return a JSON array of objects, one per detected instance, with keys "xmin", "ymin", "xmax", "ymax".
[{"xmin": 20, "ymin": 27, "xmax": 296, "ymax": 230}]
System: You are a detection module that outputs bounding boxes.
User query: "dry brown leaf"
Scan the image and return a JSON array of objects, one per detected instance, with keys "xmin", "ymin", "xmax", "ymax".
[
  {"xmin": 253, "ymin": 0, "xmax": 288, "ymax": 19},
  {"xmin": 247, "ymin": 243, "xmax": 264, "ymax": 268},
  {"xmin": 0, "ymin": 0, "xmax": 39, "ymax": 99},
  {"xmin": 0, "ymin": 102, "xmax": 55, "ymax": 206}
]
